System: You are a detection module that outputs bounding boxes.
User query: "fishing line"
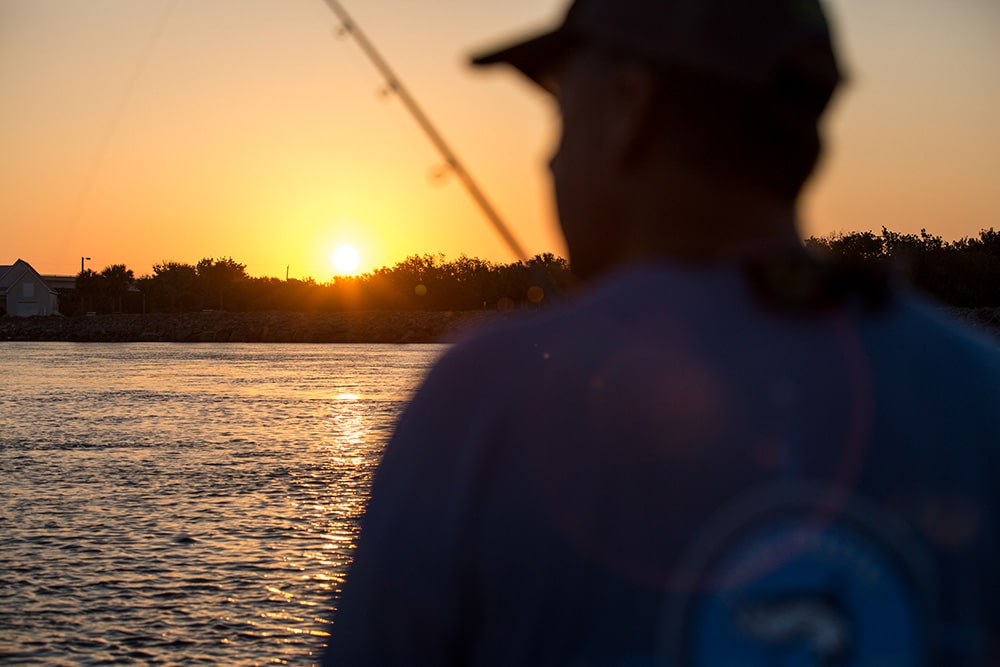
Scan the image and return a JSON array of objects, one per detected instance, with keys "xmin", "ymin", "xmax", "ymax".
[
  {"xmin": 318, "ymin": 0, "xmax": 530, "ymax": 262},
  {"xmin": 65, "ymin": 0, "xmax": 180, "ymax": 251}
]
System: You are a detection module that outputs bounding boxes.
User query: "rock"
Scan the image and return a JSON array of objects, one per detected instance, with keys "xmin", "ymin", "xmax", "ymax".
[{"xmin": 0, "ymin": 309, "xmax": 527, "ymax": 344}]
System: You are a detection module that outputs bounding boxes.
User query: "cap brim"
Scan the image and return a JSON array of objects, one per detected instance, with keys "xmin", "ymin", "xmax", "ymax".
[{"xmin": 471, "ymin": 27, "xmax": 574, "ymax": 91}]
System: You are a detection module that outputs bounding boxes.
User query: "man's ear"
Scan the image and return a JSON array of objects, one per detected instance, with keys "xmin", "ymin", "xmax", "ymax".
[{"xmin": 606, "ymin": 62, "xmax": 659, "ymax": 169}]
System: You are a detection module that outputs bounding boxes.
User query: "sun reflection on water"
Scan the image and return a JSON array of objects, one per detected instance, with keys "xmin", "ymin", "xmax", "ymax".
[{"xmin": 0, "ymin": 342, "xmax": 447, "ymax": 665}]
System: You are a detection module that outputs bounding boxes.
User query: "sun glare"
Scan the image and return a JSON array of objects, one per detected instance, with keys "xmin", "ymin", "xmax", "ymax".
[{"xmin": 331, "ymin": 245, "xmax": 361, "ymax": 275}]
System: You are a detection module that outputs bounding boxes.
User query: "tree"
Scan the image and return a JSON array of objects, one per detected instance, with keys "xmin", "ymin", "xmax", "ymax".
[
  {"xmin": 140, "ymin": 262, "xmax": 199, "ymax": 312},
  {"xmin": 100, "ymin": 264, "xmax": 134, "ymax": 313},
  {"xmin": 74, "ymin": 269, "xmax": 103, "ymax": 313},
  {"xmin": 196, "ymin": 257, "xmax": 249, "ymax": 310}
]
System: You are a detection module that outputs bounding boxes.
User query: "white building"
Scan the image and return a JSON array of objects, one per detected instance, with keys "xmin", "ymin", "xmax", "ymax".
[{"xmin": 0, "ymin": 259, "xmax": 61, "ymax": 316}]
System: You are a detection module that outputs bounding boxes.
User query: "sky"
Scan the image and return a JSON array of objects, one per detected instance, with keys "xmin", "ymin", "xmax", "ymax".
[{"xmin": 2, "ymin": 0, "xmax": 998, "ymax": 280}]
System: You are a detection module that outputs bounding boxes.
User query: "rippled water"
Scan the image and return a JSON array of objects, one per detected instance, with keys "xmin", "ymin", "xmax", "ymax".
[{"xmin": 0, "ymin": 342, "xmax": 445, "ymax": 666}]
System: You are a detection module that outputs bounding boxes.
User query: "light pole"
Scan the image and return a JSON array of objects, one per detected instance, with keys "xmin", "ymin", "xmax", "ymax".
[{"xmin": 81, "ymin": 256, "xmax": 91, "ymax": 273}]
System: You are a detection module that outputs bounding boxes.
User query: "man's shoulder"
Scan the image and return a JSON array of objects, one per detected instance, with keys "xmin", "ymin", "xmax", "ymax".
[
  {"xmin": 440, "ymin": 269, "xmax": 663, "ymax": 357},
  {"xmin": 435, "ymin": 270, "xmax": 1000, "ymax": 389},
  {"xmin": 864, "ymin": 295, "xmax": 1000, "ymax": 426},
  {"xmin": 450, "ymin": 264, "xmax": 740, "ymax": 342},
  {"xmin": 882, "ymin": 295, "xmax": 1000, "ymax": 365}
]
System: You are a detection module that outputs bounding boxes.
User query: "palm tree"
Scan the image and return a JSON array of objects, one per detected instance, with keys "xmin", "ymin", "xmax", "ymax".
[
  {"xmin": 74, "ymin": 269, "xmax": 102, "ymax": 313},
  {"xmin": 100, "ymin": 264, "xmax": 134, "ymax": 313}
]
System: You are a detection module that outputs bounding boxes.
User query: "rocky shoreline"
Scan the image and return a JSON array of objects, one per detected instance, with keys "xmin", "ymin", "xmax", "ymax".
[
  {"xmin": 0, "ymin": 310, "xmax": 518, "ymax": 344},
  {"xmin": 1, "ymin": 307, "xmax": 998, "ymax": 344}
]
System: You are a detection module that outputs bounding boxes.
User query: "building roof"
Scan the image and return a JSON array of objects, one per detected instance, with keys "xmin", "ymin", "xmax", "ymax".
[
  {"xmin": 0, "ymin": 259, "xmax": 59, "ymax": 295},
  {"xmin": 41, "ymin": 275, "xmax": 78, "ymax": 291},
  {"xmin": 0, "ymin": 264, "xmax": 14, "ymax": 290}
]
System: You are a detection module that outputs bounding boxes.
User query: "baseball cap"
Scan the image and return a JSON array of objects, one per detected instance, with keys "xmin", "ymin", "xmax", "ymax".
[{"xmin": 472, "ymin": 0, "xmax": 843, "ymax": 114}]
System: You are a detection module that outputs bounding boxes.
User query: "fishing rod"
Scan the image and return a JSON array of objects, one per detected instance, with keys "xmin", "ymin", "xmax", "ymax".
[{"xmin": 319, "ymin": 0, "xmax": 530, "ymax": 262}]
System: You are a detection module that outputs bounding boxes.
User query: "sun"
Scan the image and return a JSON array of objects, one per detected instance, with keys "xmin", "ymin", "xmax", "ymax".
[{"xmin": 331, "ymin": 244, "xmax": 361, "ymax": 275}]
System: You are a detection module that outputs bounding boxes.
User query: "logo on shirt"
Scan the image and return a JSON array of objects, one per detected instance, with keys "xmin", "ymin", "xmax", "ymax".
[{"xmin": 660, "ymin": 484, "xmax": 935, "ymax": 666}]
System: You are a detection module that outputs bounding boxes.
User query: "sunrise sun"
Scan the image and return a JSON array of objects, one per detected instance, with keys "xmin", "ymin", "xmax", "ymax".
[{"xmin": 331, "ymin": 244, "xmax": 361, "ymax": 275}]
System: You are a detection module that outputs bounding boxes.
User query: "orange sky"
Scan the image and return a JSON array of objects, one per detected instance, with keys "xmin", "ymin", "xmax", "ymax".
[{"xmin": 2, "ymin": 0, "xmax": 998, "ymax": 280}]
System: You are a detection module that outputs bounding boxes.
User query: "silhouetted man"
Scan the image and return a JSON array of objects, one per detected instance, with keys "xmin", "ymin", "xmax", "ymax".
[{"xmin": 325, "ymin": 0, "xmax": 1000, "ymax": 664}]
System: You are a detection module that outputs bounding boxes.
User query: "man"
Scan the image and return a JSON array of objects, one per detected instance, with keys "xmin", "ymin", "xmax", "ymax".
[{"xmin": 325, "ymin": 0, "xmax": 1000, "ymax": 664}]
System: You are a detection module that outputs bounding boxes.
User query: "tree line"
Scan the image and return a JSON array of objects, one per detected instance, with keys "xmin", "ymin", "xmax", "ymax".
[
  {"xmin": 804, "ymin": 227, "xmax": 1000, "ymax": 307},
  {"xmin": 61, "ymin": 254, "xmax": 574, "ymax": 315},
  {"xmin": 57, "ymin": 227, "xmax": 1000, "ymax": 316}
]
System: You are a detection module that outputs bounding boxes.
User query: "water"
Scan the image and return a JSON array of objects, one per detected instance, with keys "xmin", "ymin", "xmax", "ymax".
[{"xmin": 0, "ymin": 342, "xmax": 446, "ymax": 666}]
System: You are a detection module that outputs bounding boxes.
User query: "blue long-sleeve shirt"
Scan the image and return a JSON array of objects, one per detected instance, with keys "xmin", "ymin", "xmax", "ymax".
[{"xmin": 325, "ymin": 264, "xmax": 1000, "ymax": 665}]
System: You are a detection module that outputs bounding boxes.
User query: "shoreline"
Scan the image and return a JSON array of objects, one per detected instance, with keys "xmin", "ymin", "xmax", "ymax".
[
  {"xmin": 1, "ymin": 306, "xmax": 998, "ymax": 344},
  {"xmin": 0, "ymin": 310, "xmax": 519, "ymax": 344}
]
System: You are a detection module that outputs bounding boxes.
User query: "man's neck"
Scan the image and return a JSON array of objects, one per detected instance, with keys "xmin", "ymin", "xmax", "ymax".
[{"xmin": 618, "ymin": 182, "xmax": 803, "ymax": 264}]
